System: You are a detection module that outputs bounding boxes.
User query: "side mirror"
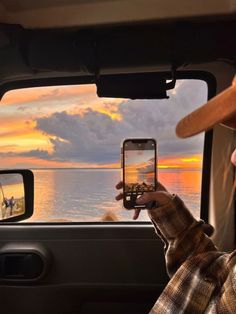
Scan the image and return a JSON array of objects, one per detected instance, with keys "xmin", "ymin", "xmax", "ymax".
[{"xmin": 0, "ymin": 170, "xmax": 33, "ymax": 222}]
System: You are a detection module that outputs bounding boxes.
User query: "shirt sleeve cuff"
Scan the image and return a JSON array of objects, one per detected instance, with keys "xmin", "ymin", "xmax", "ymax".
[{"xmin": 148, "ymin": 195, "xmax": 200, "ymax": 240}]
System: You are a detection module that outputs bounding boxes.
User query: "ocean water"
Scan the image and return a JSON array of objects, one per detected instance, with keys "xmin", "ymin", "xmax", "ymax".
[{"xmin": 27, "ymin": 168, "xmax": 201, "ymax": 222}]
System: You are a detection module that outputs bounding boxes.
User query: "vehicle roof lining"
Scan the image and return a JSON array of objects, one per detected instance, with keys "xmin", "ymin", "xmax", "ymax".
[
  {"xmin": 0, "ymin": 0, "xmax": 235, "ymax": 29},
  {"xmin": 1, "ymin": 0, "xmax": 101, "ymax": 12},
  {"xmin": 0, "ymin": 20, "xmax": 235, "ymax": 87}
]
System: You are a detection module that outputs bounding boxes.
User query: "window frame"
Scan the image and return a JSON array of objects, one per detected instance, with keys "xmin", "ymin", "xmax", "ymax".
[{"xmin": 0, "ymin": 70, "xmax": 216, "ymax": 225}]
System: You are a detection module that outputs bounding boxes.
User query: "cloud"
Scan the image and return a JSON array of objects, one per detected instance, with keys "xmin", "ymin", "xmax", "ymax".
[
  {"xmin": 138, "ymin": 157, "xmax": 155, "ymax": 174},
  {"xmin": 35, "ymin": 109, "xmax": 126, "ymax": 163},
  {"xmin": 2, "ymin": 85, "xmax": 96, "ymax": 106},
  {"xmin": 0, "ymin": 173, "xmax": 23, "ymax": 185},
  {"xmin": 17, "ymin": 105, "xmax": 28, "ymax": 112},
  {"xmin": 2, "ymin": 79, "xmax": 206, "ymax": 165},
  {"xmin": 18, "ymin": 149, "xmax": 51, "ymax": 159}
]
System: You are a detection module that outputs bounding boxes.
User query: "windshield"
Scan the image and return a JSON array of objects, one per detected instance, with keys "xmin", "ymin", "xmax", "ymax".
[{"xmin": 0, "ymin": 80, "xmax": 207, "ymax": 222}]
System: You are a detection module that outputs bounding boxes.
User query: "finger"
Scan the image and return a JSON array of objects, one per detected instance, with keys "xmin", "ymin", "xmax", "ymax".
[
  {"xmin": 116, "ymin": 181, "xmax": 123, "ymax": 190},
  {"xmin": 133, "ymin": 208, "xmax": 141, "ymax": 220},
  {"xmin": 136, "ymin": 191, "xmax": 173, "ymax": 206},
  {"xmin": 115, "ymin": 192, "xmax": 123, "ymax": 201},
  {"xmin": 202, "ymin": 223, "xmax": 214, "ymax": 237}
]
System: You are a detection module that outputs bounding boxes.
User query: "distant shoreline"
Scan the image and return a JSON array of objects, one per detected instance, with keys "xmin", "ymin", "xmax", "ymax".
[
  {"xmin": 0, "ymin": 167, "xmax": 202, "ymax": 171},
  {"xmin": 29, "ymin": 167, "xmax": 201, "ymax": 171},
  {"xmin": 30, "ymin": 167, "xmax": 120, "ymax": 170}
]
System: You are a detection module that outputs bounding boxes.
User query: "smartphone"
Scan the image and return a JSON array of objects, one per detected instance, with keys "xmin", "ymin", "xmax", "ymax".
[{"xmin": 122, "ymin": 138, "xmax": 157, "ymax": 209}]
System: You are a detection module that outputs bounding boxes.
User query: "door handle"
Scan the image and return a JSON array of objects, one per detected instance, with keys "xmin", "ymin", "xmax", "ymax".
[{"xmin": 0, "ymin": 243, "xmax": 51, "ymax": 282}]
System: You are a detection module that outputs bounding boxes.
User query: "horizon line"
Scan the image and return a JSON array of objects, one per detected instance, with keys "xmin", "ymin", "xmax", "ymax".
[{"xmin": 18, "ymin": 166, "xmax": 202, "ymax": 171}]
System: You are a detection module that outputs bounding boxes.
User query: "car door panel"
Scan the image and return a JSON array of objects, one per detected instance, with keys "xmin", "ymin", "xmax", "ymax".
[{"xmin": 0, "ymin": 224, "xmax": 168, "ymax": 314}]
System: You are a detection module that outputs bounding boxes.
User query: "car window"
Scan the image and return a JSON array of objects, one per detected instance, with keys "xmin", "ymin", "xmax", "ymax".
[{"xmin": 0, "ymin": 80, "xmax": 207, "ymax": 222}]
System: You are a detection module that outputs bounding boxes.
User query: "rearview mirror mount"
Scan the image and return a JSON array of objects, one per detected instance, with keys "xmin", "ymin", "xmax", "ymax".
[{"xmin": 96, "ymin": 72, "xmax": 176, "ymax": 99}]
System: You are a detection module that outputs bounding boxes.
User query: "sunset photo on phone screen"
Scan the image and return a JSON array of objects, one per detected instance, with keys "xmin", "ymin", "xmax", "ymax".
[{"xmin": 124, "ymin": 150, "xmax": 155, "ymax": 193}]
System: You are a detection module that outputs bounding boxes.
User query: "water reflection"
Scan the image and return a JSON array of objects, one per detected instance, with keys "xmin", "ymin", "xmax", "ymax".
[
  {"xmin": 31, "ymin": 170, "xmax": 56, "ymax": 221},
  {"xmin": 27, "ymin": 169, "xmax": 202, "ymax": 222},
  {"xmin": 159, "ymin": 169, "xmax": 201, "ymax": 217}
]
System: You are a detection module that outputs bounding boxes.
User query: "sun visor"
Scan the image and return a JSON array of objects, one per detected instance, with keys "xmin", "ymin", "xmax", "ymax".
[
  {"xmin": 96, "ymin": 73, "xmax": 176, "ymax": 99},
  {"xmin": 28, "ymin": 32, "xmax": 95, "ymax": 73}
]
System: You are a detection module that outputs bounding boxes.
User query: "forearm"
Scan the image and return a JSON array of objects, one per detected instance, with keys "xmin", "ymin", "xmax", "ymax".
[{"xmin": 148, "ymin": 195, "xmax": 217, "ymax": 277}]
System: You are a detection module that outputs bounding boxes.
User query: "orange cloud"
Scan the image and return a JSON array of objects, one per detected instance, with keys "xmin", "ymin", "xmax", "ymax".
[
  {"xmin": 69, "ymin": 98, "xmax": 123, "ymax": 121},
  {"xmin": 94, "ymin": 108, "xmax": 122, "ymax": 121},
  {"xmin": 2, "ymin": 84, "xmax": 124, "ymax": 125},
  {"xmin": 0, "ymin": 119, "xmax": 52, "ymax": 153},
  {"xmin": 1, "ymin": 84, "xmax": 97, "ymax": 106}
]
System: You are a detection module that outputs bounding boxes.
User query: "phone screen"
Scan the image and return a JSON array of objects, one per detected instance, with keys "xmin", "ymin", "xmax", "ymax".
[{"xmin": 123, "ymin": 139, "xmax": 157, "ymax": 209}]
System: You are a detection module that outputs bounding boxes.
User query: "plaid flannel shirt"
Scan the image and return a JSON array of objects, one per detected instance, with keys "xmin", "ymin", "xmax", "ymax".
[{"xmin": 148, "ymin": 195, "xmax": 236, "ymax": 313}]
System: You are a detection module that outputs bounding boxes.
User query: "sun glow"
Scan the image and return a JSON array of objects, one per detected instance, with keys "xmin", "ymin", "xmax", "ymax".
[{"xmin": 158, "ymin": 155, "xmax": 202, "ymax": 169}]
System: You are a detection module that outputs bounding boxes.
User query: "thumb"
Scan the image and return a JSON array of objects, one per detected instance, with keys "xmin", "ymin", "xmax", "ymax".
[{"xmin": 136, "ymin": 191, "xmax": 173, "ymax": 207}]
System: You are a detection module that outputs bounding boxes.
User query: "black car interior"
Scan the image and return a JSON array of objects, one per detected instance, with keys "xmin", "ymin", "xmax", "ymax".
[{"xmin": 0, "ymin": 11, "xmax": 236, "ymax": 314}]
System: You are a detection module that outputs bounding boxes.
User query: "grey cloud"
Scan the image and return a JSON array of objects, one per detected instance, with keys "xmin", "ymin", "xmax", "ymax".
[
  {"xmin": 0, "ymin": 174, "xmax": 23, "ymax": 185},
  {"xmin": 37, "ymin": 109, "xmax": 127, "ymax": 163},
  {"xmin": 15, "ymin": 79, "xmax": 206, "ymax": 164},
  {"xmin": 159, "ymin": 136, "xmax": 204, "ymax": 156},
  {"xmin": 18, "ymin": 149, "xmax": 51, "ymax": 159},
  {"xmin": 17, "ymin": 105, "xmax": 28, "ymax": 111},
  {"xmin": 39, "ymin": 88, "xmax": 60, "ymax": 101}
]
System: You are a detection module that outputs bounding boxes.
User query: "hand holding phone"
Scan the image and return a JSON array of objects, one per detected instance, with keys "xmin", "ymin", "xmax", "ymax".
[{"xmin": 122, "ymin": 138, "xmax": 157, "ymax": 209}]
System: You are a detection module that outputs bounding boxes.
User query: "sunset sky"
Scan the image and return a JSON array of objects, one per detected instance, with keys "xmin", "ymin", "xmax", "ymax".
[{"xmin": 0, "ymin": 80, "xmax": 207, "ymax": 169}]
